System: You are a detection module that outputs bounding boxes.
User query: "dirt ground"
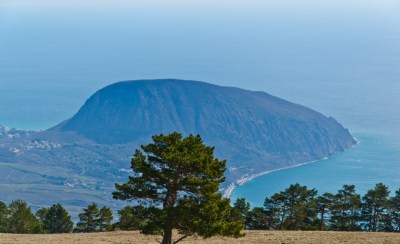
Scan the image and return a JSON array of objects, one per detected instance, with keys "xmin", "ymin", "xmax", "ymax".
[{"xmin": 1, "ymin": 230, "xmax": 399, "ymax": 244}]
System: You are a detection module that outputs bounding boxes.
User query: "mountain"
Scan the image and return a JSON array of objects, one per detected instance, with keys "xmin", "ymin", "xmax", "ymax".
[
  {"xmin": 0, "ymin": 79, "xmax": 355, "ymax": 214},
  {"xmin": 54, "ymin": 79, "xmax": 355, "ymax": 175}
]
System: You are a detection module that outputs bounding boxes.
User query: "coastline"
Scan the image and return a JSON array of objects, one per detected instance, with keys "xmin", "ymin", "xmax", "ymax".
[
  {"xmin": 224, "ymin": 137, "xmax": 359, "ymax": 199},
  {"xmin": 222, "ymin": 158, "xmax": 324, "ymax": 199}
]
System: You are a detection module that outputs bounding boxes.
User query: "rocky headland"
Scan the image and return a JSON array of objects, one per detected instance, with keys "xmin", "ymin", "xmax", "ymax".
[{"xmin": 0, "ymin": 79, "xmax": 356, "ymax": 212}]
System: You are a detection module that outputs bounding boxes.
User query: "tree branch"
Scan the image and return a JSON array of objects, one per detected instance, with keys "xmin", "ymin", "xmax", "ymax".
[{"xmin": 173, "ymin": 234, "xmax": 192, "ymax": 244}]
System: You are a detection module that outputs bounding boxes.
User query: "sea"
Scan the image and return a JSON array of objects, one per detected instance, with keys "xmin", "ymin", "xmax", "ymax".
[{"xmin": 1, "ymin": 2, "xmax": 400, "ymax": 206}]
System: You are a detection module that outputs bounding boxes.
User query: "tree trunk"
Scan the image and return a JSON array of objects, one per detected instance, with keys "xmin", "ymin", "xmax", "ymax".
[
  {"xmin": 162, "ymin": 226, "xmax": 173, "ymax": 244},
  {"xmin": 161, "ymin": 199, "xmax": 176, "ymax": 244}
]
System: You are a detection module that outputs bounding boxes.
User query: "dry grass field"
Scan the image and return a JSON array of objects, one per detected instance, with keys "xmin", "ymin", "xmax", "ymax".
[{"xmin": 1, "ymin": 230, "xmax": 400, "ymax": 244}]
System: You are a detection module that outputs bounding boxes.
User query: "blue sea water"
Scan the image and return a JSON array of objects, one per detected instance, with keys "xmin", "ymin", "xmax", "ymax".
[
  {"xmin": 0, "ymin": 2, "xmax": 400, "ymax": 204},
  {"xmin": 231, "ymin": 134, "xmax": 400, "ymax": 205}
]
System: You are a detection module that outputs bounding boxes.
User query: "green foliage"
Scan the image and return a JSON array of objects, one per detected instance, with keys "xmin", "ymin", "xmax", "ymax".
[
  {"xmin": 0, "ymin": 201, "xmax": 9, "ymax": 233},
  {"xmin": 232, "ymin": 198, "xmax": 250, "ymax": 229},
  {"xmin": 113, "ymin": 132, "xmax": 243, "ymax": 244},
  {"xmin": 246, "ymin": 207, "xmax": 268, "ymax": 230},
  {"xmin": 75, "ymin": 203, "xmax": 113, "ymax": 233},
  {"xmin": 387, "ymin": 189, "xmax": 400, "ymax": 232},
  {"xmin": 35, "ymin": 207, "xmax": 48, "ymax": 223},
  {"xmin": 98, "ymin": 206, "xmax": 113, "ymax": 231},
  {"xmin": 117, "ymin": 206, "xmax": 137, "ymax": 230},
  {"xmin": 137, "ymin": 207, "xmax": 164, "ymax": 235},
  {"xmin": 263, "ymin": 192, "xmax": 283, "ymax": 230},
  {"xmin": 316, "ymin": 192, "xmax": 335, "ymax": 230},
  {"xmin": 264, "ymin": 184, "xmax": 318, "ymax": 230},
  {"xmin": 242, "ymin": 183, "xmax": 400, "ymax": 233},
  {"xmin": 330, "ymin": 185, "xmax": 361, "ymax": 231},
  {"xmin": 174, "ymin": 194, "xmax": 244, "ymax": 240},
  {"xmin": 40, "ymin": 204, "xmax": 73, "ymax": 233},
  {"xmin": 8, "ymin": 200, "xmax": 42, "ymax": 233},
  {"xmin": 3, "ymin": 182, "xmax": 400, "ymax": 234},
  {"xmin": 117, "ymin": 205, "xmax": 161, "ymax": 234},
  {"xmin": 76, "ymin": 203, "xmax": 100, "ymax": 232},
  {"xmin": 361, "ymin": 183, "xmax": 390, "ymax": 232}
]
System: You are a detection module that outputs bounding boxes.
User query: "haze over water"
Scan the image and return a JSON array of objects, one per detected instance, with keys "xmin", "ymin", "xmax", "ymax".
[{"xmin": 1, "ymin": 0, "xmax": 400, "ymax": 205}]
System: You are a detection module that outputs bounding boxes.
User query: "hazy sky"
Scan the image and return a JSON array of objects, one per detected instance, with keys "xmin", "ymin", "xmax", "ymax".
[
  {"xmin": 0, "ymin": 0, "xmax": 399, "ymax": 130},
  {"xmin": 1, "ymin": 0, "xmax": 399, "ymax": 8}
]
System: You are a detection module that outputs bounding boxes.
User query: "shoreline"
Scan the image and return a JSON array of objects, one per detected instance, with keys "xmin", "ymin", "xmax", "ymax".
[
  {"xmin": 222, "ymin": 158, "xmax": 324, "ymax": 199},
  {"xmin": 224, "ymin": 137, "xmax": 359, "ymax": 199}
]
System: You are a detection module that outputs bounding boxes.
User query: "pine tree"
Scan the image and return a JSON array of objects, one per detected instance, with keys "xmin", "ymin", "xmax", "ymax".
[
  {"xmin": 316, "ymin": 192, "xmax": 335, "ymax": 230},
  {"xmin": 35, "ymin": 207, "xmax": 48, "ymax": 223},
  {"xmin": 264, "ymin": 184, "xmax": 318, "ymax": 230},
  {"xmin": 41, "ymin": 204, "xmax": 73, "ymax": 233},
  {"xmin": 361, "ymin": 183, "xmax": 390, "ymax": 232},
  {"xmin": 232, "ymin": 198, "xmax": 250, "ymax": 229},
  {"xmin": 264, "ymin": 193, "xmax": 284, "ymax": 230},
  {"xmin": 97, "ymin": 206, "xmax": 113, "ymax": 231},
  {"xmin": 76, "ymin": 203, "xmax": 100, "ymax": 232},
  {"xmin": 246, "ymin": 207, "xmax": 268, "ymax": 230},
  {"xmin": 8, "ymin": 200, "xmax": 42, "ymax": 233},
  {"xmin": 387, "ymin": 189, "xmax": 400, "ymax": 232},
  {"xmin": 113, "ymin": 132, "xmax": 243, "ymax": 244},
  {"xmin": 0, "ymin": 201, "xmax": 9, "ymax": 233},
  {"xmin": 330, "ymin": 185, "xmax": 361, "ymax": 231}
]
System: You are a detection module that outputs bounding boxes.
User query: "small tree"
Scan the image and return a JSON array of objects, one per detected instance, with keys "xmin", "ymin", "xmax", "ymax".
[
  {"xmin": 232, "ymin": 198, "xmax": 250, "ymax": 229},
  {"xmin": 246, "ymin": 207, "xmax": 268, "ymax": 230},
  {"xmin": 36, "ymin": 207, "xmax": 49, "ymax": 223},
  {"xmin": 0, "ymin": 201, "xmax": 9, "ymax": 233},
  {"xmin": 98, "ymin": 206, "xmax": 113, "ymax": 231},
  {"xmin": 316, "ymin": 192, "xmax": 335, "ymax": 230},
  {"xmin": 388, "ymin": 189, "xmax": 400, "ymax": 232},
  {"xmin": 76, "ymin": 203, "xmax": 100, "ymax": 232},
  {"xmin": 330, "ymin": 185, "xmax": 361, "ymax": 231},
  {"xmin": 40, "ymin": 204, "xmax": 73, "ymax": 233},
  {"xmin": 35, "ymin": 207, "xmax": 48, "ymax": 232},
  {"xmin": 361, "ymin": 183, "xmax": 390, "ymax": 232},
  {"xmin": 8, "ymin": 200, "xmax": 42, "ymax": 233},
  {"xmin": 113, "ymin": 132, "xmax": 243, "ymax": 244},
  {"xmin": 264, "ymin": 193, "xmax": 283, "ymax": 230},
  {"xmin": 264, "ymin": 184, "xmax": 318, "ymax": 230}
]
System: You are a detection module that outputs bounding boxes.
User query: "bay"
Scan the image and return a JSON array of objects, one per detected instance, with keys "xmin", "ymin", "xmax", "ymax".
[{"xmin": 231, "ymin": 133, "xmax": 400, "ymax": 206}]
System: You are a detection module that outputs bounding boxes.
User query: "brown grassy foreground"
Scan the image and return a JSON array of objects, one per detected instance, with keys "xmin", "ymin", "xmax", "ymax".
[{"xmin": 1, "ymin": 230, "xmax": 400, "ymax": 244}]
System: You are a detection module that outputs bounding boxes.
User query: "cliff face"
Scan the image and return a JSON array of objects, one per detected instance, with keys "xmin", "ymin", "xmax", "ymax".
[{"xmin": 55, "ymin": 79, "xmax": 355, "ymax": 174}]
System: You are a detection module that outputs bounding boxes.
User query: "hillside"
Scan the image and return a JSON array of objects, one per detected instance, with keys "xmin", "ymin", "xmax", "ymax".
[
  {"xmin": 54, "ymin": 79, "xmax": 355, "ymax": 178},
  {"xmin": 0, "ymin": 79, "xmax": 355, "ymax": 212}
]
